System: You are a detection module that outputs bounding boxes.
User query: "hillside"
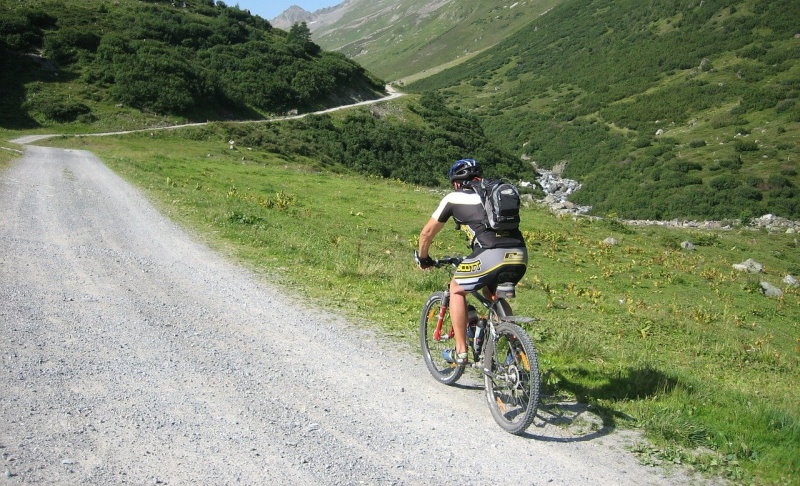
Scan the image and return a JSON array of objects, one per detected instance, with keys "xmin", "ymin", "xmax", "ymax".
[
  {"xmin": 0, "ymin": 0, "xmax": 384, "ymax": 130},
  {"xmin": 406, "ymin": 0, "xmax": 799, "ymax": 220},
  {"xmin": 272, "ymin": 0, "xmax": 563, "ymax": 82},
  {"xmin": 179, "ymin": 93, "xmax": 537, "ymax": 186}
]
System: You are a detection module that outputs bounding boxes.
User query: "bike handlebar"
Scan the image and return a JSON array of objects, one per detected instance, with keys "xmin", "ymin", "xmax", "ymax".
[
  {"xmin": 414, "ymin": 250, "xmax": 463, "ymax": 268},
  {"xmin": 432, "ymin": 256, "xmax": 463, "ymax": 267}
]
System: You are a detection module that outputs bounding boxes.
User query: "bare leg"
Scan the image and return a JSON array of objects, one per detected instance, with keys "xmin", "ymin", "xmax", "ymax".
[{"xmin": 449, "ymin": 279, "xmax": 468, "ymax": 355}]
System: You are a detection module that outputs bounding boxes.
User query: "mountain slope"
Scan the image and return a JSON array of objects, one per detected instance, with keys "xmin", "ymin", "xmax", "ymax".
[
  {"xmin": 0, "ymin": 0, "xmax": 384, "ymax": 130},
  {"xmin": 273, "ymin": 0, "xmax": 564, "ymax": 82},
  {"xmin": 407, "ymin": 0, "xmax": 799, "ymax": 220}
]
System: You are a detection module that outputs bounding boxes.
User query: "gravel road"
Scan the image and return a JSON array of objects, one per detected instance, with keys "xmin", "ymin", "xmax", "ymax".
[{"xmin": 1, "ymin": 145, "xmax": 699, "ymax": 484}]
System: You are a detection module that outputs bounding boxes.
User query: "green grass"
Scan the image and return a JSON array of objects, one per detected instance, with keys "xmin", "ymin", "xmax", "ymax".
[
  {"xmin": 0, "ymin": 139, "xmax": 22, "ymax": 168},
  {"xmin": 36, "ymin": 130, "xmax": 800, "ymax": 484}
]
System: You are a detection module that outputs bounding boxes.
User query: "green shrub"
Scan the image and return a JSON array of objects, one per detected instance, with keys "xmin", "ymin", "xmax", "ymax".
[
  {"xmin": 766, "ymin": 175, "xmax": 794, "ymax": 189},
  {"xmin": 735, "ymin": 186, "xmax": 763, "ymax": 201},
  {"xmin": 24, "ymin": 95, "xmax": 91, "ymax": 122},
  {"xmin": 669, "ymin": 160, "xmax": 702, "ymax": 173},
  {"xmin": 780, "ymin": 168, "xmax": 797, "ymax": 177},
  {"xmin": 734, "ymin": 140, "xmax": 759, "ymax": 152},
  {"xmin": 709, "ymin": 175, "xmax": 739, "ymax": 191},
  {"xmin": 719, "ymin": 157, "xmax": 743, "ymax": 170}
]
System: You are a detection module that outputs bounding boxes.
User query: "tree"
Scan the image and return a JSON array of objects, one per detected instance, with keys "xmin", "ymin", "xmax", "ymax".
[{"xmin": 287, "ymin": 22, "xmax": 319, "ymax": 55}]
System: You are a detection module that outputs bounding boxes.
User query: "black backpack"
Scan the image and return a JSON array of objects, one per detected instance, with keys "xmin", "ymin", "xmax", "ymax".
[{"xmin": 472, "ymin": 178, "xmax": 521, "ymax": 231}]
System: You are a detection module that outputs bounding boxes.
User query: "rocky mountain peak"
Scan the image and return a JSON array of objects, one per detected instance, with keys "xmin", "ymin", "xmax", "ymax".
[{"xmin": 270, "ymin": 5, "xmax": 313, "ymax": 30}]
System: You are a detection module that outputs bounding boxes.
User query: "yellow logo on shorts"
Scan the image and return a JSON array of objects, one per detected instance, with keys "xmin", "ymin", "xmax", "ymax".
[
  {"xmin": 458, "ymin": 261, "xmax": 482, "ymax": 273},
  {"xmin": 504, "ymin": 251, "xmax": 525, "ymax": 262}
]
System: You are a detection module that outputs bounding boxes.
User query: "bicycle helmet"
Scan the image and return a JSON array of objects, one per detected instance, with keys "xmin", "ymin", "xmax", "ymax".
[{"xmin": 448, "ymin": 158, "xmax": 482, "ymax": 182}]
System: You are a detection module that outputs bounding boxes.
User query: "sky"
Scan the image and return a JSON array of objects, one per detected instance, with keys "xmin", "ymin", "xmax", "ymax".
[{"xmin": 233, "ymin": 1, "xmax": 342, "ymax": 21}]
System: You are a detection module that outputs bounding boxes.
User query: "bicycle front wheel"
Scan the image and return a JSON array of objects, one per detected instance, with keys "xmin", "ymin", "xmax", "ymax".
[
  {"xmin": 419, "ymin": 291, "xmax": 464, "ymax": 385},
  {"xmin": 483, "ymin": 322, "xmax": 540, "ymax": 434}
]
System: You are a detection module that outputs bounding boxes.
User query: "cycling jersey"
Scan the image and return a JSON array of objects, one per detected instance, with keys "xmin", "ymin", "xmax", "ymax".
[{"xmin": 431, "ymin": 186, "xmax": 525, "ymax": 249}]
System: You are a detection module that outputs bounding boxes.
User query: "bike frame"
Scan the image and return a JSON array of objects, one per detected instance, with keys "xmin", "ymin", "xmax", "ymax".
[
  {"xmin": 431, "ymin": 288, "xmax": 505, "ymax": 358},
  {"xmin": 422, "ymin": 252, "xmax": 509, "ymax": 349}
]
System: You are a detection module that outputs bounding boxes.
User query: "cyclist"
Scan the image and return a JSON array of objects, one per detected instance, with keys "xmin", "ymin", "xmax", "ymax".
[{"xmin": 416, "ymin": 158, "xmax": 528, "ymax": 365}]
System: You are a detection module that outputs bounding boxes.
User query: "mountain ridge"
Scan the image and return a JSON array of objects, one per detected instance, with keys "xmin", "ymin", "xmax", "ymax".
[{"xmin": 270, "ymin": 1, "xmax": 353, "ymax": 33}]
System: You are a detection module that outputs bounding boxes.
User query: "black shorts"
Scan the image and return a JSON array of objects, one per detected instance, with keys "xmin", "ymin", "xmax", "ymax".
[{"xmin": 453, "ymin": 247, "xmax": 528, "ymax": 292}]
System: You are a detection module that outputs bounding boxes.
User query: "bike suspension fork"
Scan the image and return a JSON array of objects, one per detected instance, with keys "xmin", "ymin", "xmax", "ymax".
[{"xmin": 432, "ymin": 291, "xmax": 451, "ymax": 341}]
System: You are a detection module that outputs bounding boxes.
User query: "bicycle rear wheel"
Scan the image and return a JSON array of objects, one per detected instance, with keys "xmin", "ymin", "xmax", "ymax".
[
  {"xmin": 483, "ymin": 322, "xmax": 540, "ymax": 434},
  {"xmin": 419, "ymin": 291, "xmax": 464, "ymax": 385}
]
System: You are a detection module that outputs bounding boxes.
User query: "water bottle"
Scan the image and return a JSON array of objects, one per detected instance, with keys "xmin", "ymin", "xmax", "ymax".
[
  {"xmin": 473, "ymin": 318, "xmax": 486, "ymax": 355},
  {"xmin": 467, "ymin": 306, "xmax": 479, "ymax": 352},
  {"xmin": 467, "ymin": 305, "xmax": 478, "ymax": 325}
]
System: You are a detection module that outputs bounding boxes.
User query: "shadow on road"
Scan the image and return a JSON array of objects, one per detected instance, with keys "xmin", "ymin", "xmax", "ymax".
[
  {"xmin": 522, "ymin": 398, "xmax": 622, "ymax": 442},
  {"xmin": 521, "ymin": 365, "xmax": 678, "ymax": 442}
]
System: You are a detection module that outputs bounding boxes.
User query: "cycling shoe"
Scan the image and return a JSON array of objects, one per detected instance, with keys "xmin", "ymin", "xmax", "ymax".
[{"xmin": 442, "ymin": 348, "xmax": 469, "ymax": 365}]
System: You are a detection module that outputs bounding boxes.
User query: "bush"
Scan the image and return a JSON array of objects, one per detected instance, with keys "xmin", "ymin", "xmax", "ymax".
[
  {"xmin": 24, "ymin": 94, "xmax": 90, "ymax": 122},
  {"xmin": 766, "ymin": 175, "xmax": 794, "ymax": 189},
  {"xmin": 709, "ymin": 175, "xmax": 740, "ymax": 191},
  {"xmin": 669, "ymin": 160, "xmax": 702, "ymax": 173},
  {"xmin": 719, "ymin": 157, "xmax": 743, "ymax": 170},
  {"xmin": 735, "ymin": 187, "xmax": 763, "ymax": 201},
  {"xmin": 775, "ymin": 100, "xmax": 795, "ymax": 113},
  {"xmin": 45, "ymin": 101, "xmax": 90, "ymax": 122},
  {"xmin": 780, "ymin": 168, "xmax": 797, "ymax": 177},
  {"xmin": 110, "ymin": 43, "xmax": 202, "ymax": 113},
  {"xmin": 735, "ymin": 140, "xmax": 759, "ymax": 152}
]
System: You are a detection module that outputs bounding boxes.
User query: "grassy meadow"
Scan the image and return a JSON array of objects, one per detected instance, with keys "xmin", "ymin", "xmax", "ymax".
[{"xmin": 12, "ymin": 128, "xmax": 799, "ymax": 483}]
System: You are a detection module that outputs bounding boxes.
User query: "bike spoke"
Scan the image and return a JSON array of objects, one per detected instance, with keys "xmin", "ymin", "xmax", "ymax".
[{"xmin": 484, "ymin": 323, "xmax": 540, "ymax": 434}]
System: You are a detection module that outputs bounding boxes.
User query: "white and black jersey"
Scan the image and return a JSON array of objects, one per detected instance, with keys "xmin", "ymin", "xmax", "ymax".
[{"xmin": 431, "ymin": 186, "xmax": 525, "ymax": 249}]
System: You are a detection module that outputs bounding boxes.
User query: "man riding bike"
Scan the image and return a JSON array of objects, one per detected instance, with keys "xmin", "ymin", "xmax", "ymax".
[{"xmin": 416, "ymin": 158, "xmax": 528, "ymax": 365}]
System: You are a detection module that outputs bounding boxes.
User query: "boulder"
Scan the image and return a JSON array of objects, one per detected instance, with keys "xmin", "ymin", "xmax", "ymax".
[
  {"xmin": 602, "ymin": 237, "xmax": 619, "ymax": 246},
  {"xmin": 760, "ymin": 281, "xmax": 783, "ymax": 298},
  {"xmin": 680, "ymin": 241, "xmax": 696, "ymax": 251},
  {"xmin": 784, "ymin": 275, "xmax": 798, "ymax": 287},
  {"xmin": 732, "ymin": 258, "xmax": 764, "ymax": 273}
]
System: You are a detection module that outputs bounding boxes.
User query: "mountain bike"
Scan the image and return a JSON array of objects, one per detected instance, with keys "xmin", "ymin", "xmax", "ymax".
[{"xmin": 416, "ymin": 252, "xmax": 540, "ymax": 435}]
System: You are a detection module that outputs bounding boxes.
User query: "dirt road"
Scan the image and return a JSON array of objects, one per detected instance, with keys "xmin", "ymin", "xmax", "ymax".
[
  {"xmin": 0, "ymin": 145, "xmax": 698, "ymax": 484},
  {"xmin": 7, "ymin": 85, "xmax": 405, "ymax": 147}
]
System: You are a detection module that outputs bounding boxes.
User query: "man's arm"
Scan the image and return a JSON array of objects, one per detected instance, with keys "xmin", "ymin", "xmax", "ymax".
[{"xmin": 418, "ymin": 218, "xmax": 445, "ymax": 258}]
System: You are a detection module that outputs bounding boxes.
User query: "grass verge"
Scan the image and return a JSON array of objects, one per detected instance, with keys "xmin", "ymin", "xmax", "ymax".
[{"xmin": 0, "ymin": 139, "xmax": 23, "ymax": 169}]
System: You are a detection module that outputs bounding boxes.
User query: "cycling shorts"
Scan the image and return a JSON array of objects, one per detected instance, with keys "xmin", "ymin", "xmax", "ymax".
[{"xmin": 453, "ymin": 247, "xmax": 528, "ymax": 292}]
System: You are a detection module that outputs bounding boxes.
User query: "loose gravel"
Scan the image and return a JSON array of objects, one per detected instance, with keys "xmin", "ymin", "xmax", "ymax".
[{"xmin": 1, "ymin": 145, "xmax": 704, "ymax": 485}]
